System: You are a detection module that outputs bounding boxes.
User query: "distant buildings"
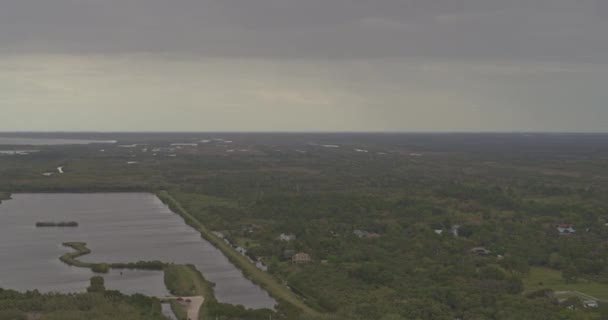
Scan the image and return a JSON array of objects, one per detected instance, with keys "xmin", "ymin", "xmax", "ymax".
[{"xmin": 170, "ymin": 143, "xmax": 198, "ymax": 147}]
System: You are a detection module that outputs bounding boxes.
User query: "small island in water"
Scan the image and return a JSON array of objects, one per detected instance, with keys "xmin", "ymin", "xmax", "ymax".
[{"xmin": 35, "ymin": 221, "xmax": 79, "ymax": 227}]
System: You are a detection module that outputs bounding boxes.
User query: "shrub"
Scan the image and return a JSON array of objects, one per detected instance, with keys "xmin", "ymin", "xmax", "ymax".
[
  {"xmin": 92, "ymin": 263, "xmax": 110, "ymax": 274},
  {"xmin": 87, "ymin": 276, "xmax": 105, "ymax": 292}
]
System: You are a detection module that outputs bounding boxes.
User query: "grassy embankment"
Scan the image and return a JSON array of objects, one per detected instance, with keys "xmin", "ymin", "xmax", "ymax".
[
  {"xmin": 164, "ymin": 264, "xmax": 211, "ymax": 320},
  {"xmin": 60, "ymin": 242, "xmax": 164, "ymax": 273},
  {"xmin": 164, "ymin": 263, "xmax": 277, "ymax": 320},
  {"xmin": 157, "ymin": 191, "xmax": 321, "ymax": 317},
  {"xmin": 524, "ymin": 267, "xmax": 608, "ymax": 301},
  {"xmin": 0, "ymin": 192, "xmax": 10, "ymax": 203}
]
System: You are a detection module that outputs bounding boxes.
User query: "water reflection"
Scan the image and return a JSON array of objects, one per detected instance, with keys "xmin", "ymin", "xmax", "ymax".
[
  {"xmin": 0, "ymin": 193, "xmax": 276, "ymax": 309},
  {"xmin": 0, "ymin": 137, "xmax": 117, "ymax": 145}
]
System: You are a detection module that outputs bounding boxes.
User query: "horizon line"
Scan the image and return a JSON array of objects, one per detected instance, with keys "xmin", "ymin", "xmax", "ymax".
[{"xmin": 1, "ymin": 130, "xmax": 608, "ymax": 135}]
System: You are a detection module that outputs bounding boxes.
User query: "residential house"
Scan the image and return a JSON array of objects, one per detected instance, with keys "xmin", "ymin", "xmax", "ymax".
[
  {"xmin": 366, "ymin": 232, "xmax": 381, "ymax": 239},
  {"xmin": 241, "ymin": 224, "xmax": 262, "ymax": 234},
  {"xmin": 469, "ymin": 247, "xmax": 492, "ymax": 256},
  {"xmin": 278, "ymin": 233, "xmax": 296, "ymax": 242},
  {"xmin": 451, "ymin": 225, "xmax": 461, "ymax": 237},
  {"xmin": 353, "ymin": 229, "xmax": 367, "ymax": 238},
  {"xmin": 353, "ymin": 229, "xmax": 381, "ymax": 239},
  {"xmin": 584, "ymin": 300, "xmax": 599, "ymax": 308},
  {"xmin": 212, "ymin": 231, "xmax": 225, "ymax": 239},
  {"xmin": 292, "ymin": 252, "xmax": 312, "ymax": 264},
  {"xmin": 557, "ymin": 224, "xmax": 576, "ymax": 235}
]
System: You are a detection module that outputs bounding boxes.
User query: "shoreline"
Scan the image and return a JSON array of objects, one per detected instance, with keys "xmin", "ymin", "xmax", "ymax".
[{"xmin": 157, "ymin": 190, "xmax": 320, "ymax": 317}]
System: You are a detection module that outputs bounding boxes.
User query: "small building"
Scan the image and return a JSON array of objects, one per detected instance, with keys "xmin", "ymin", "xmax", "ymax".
[
  {"xmin": 584, "ymin": 300, "xmax": 598, "ymax": 308},
  {"xmin": 212, "ymin": 231, "xmax": 225, "ymax": 239},
  {"xmin": 469, "ymin": 247, "xmax": 492, "ymax": 256},
  {"xmin": 292, "ymin": 252, "xmax": 312, "ymax": 264},
  {"xmin": 434, "ymin": 229, "xmax": 444, "ymax": 235},
  {"xmin": 278, "ymin": 233, "xmax": 296, "ymax": 242},
  {"xmin": 241, "ymin": 224, "xmax": 262, "ymax": 233},
  {"xmin": 256, "ymin": 261, "xmax": 268, "ymax": 272},
  {"xmin": 353, "ymin": 229, "xmax": 368, "ymax": 238},
  {"xmin": 353, "ymin": 229, "xmax": 380, "ymax": 239},
  {"xmin": 366, "ymin": 232, "xmax": 381, "ymax": 239},
  {"xmin": 451, "ymin": 225, "xmax": 461, "ymax": 237},
  {"xmin": 557, "ymin": 224, "xmax": 576, "ymax": 235}
]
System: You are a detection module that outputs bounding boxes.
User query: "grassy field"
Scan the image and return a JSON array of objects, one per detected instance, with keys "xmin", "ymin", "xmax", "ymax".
[
  {"xmin": 164, "ymin": 263, "xmax": 213, "ymax": 298},
  {"xmin": 157, "ymin": 190, "xmax": 321, "ymax": 317},
  {"xmin": 0, "ymin": 192, "xmax": 10, "ymax": 203},
  {"xmin": 524, "ymin": 267, "xmax": 608, "ymax": 301}
]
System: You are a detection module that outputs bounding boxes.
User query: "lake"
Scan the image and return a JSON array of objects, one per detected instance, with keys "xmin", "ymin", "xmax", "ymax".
[
  {"xmin": 0, "ymin": 193, "xmax": 276, "ymax": 309},
  {"xmin": 0, "ymin": 137, "xmax": 117, "ymax": 145},
  {"xmin": 0, "ymin": 150, "xmax": 40, "ymax": 155}
]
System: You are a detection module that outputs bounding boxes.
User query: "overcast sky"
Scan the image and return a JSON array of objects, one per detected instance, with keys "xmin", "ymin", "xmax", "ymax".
[{"xmin": 1, "ymin": 0, "xmax": 607, "ymax": 132}]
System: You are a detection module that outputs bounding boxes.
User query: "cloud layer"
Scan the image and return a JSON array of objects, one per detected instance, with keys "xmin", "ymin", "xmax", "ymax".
[{"xmin": 0, "ymin": 0, "xmax": 607, "ymax": 131}]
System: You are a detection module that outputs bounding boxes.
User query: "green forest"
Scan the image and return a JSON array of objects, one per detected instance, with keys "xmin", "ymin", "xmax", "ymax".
[
  {"xmin": 0, "ymin": 286, "xmax": 166, "ymax": 320},
  {"xmin": 2, "ymin": 133, "xmax": 608, "ymax": 319}
]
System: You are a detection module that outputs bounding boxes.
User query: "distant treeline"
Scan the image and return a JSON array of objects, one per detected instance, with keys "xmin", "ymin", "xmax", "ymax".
[
  {"xmin": 0, "ymin": 192, "xmax": 10, "ymax": 204},
  {"xmin": 36, "ymin": 221, "xmax": 79, "ymax": 227},
  {"xmin": 0, "ymin": 287, "xmax": 167, "ymax": 320}
]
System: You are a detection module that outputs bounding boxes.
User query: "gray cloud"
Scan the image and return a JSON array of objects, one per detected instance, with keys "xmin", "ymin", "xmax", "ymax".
[
  {"xmin": 0, "ymin": 0, "xmax": 607, "ymax": 63},
  {"xmin": 0, "ymin": 1, "xmax": 607, "ymax": 132}
]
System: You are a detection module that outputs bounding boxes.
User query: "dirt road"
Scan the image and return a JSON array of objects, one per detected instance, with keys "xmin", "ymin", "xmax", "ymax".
[{"xmin": 167, "ymin": 296, "xmax": 204, "ymax": 320}]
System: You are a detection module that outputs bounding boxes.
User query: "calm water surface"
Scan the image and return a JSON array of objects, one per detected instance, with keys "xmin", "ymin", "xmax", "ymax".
[
  {"xmin": 0, "ymin": 193, "xmax": 276, "ymax": 309},
  {"xmin": 0, "ymin": 137, "xmax": 117, "ymax": 145}
]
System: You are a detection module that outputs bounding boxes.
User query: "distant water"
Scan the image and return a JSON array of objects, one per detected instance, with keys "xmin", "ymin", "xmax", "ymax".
[
  {"xmin": 161, "ymin": 303, "xmax": 178, "ymax": 320},
  {"xmin": 0, "ymin": 137, "xmax": 117, "ymax": 145},
  {"xmin": 0, "ymin": 150, "xmax": 40, "ymax": 155},
  {"xmin": 0, "ymin": 193, "xmax": 276, "ymax": 309}
]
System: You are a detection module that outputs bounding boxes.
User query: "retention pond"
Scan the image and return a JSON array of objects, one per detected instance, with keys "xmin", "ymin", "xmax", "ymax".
[{"xmin": 0, "ymin": 193, "xmax": 275, "ymax": 309}]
